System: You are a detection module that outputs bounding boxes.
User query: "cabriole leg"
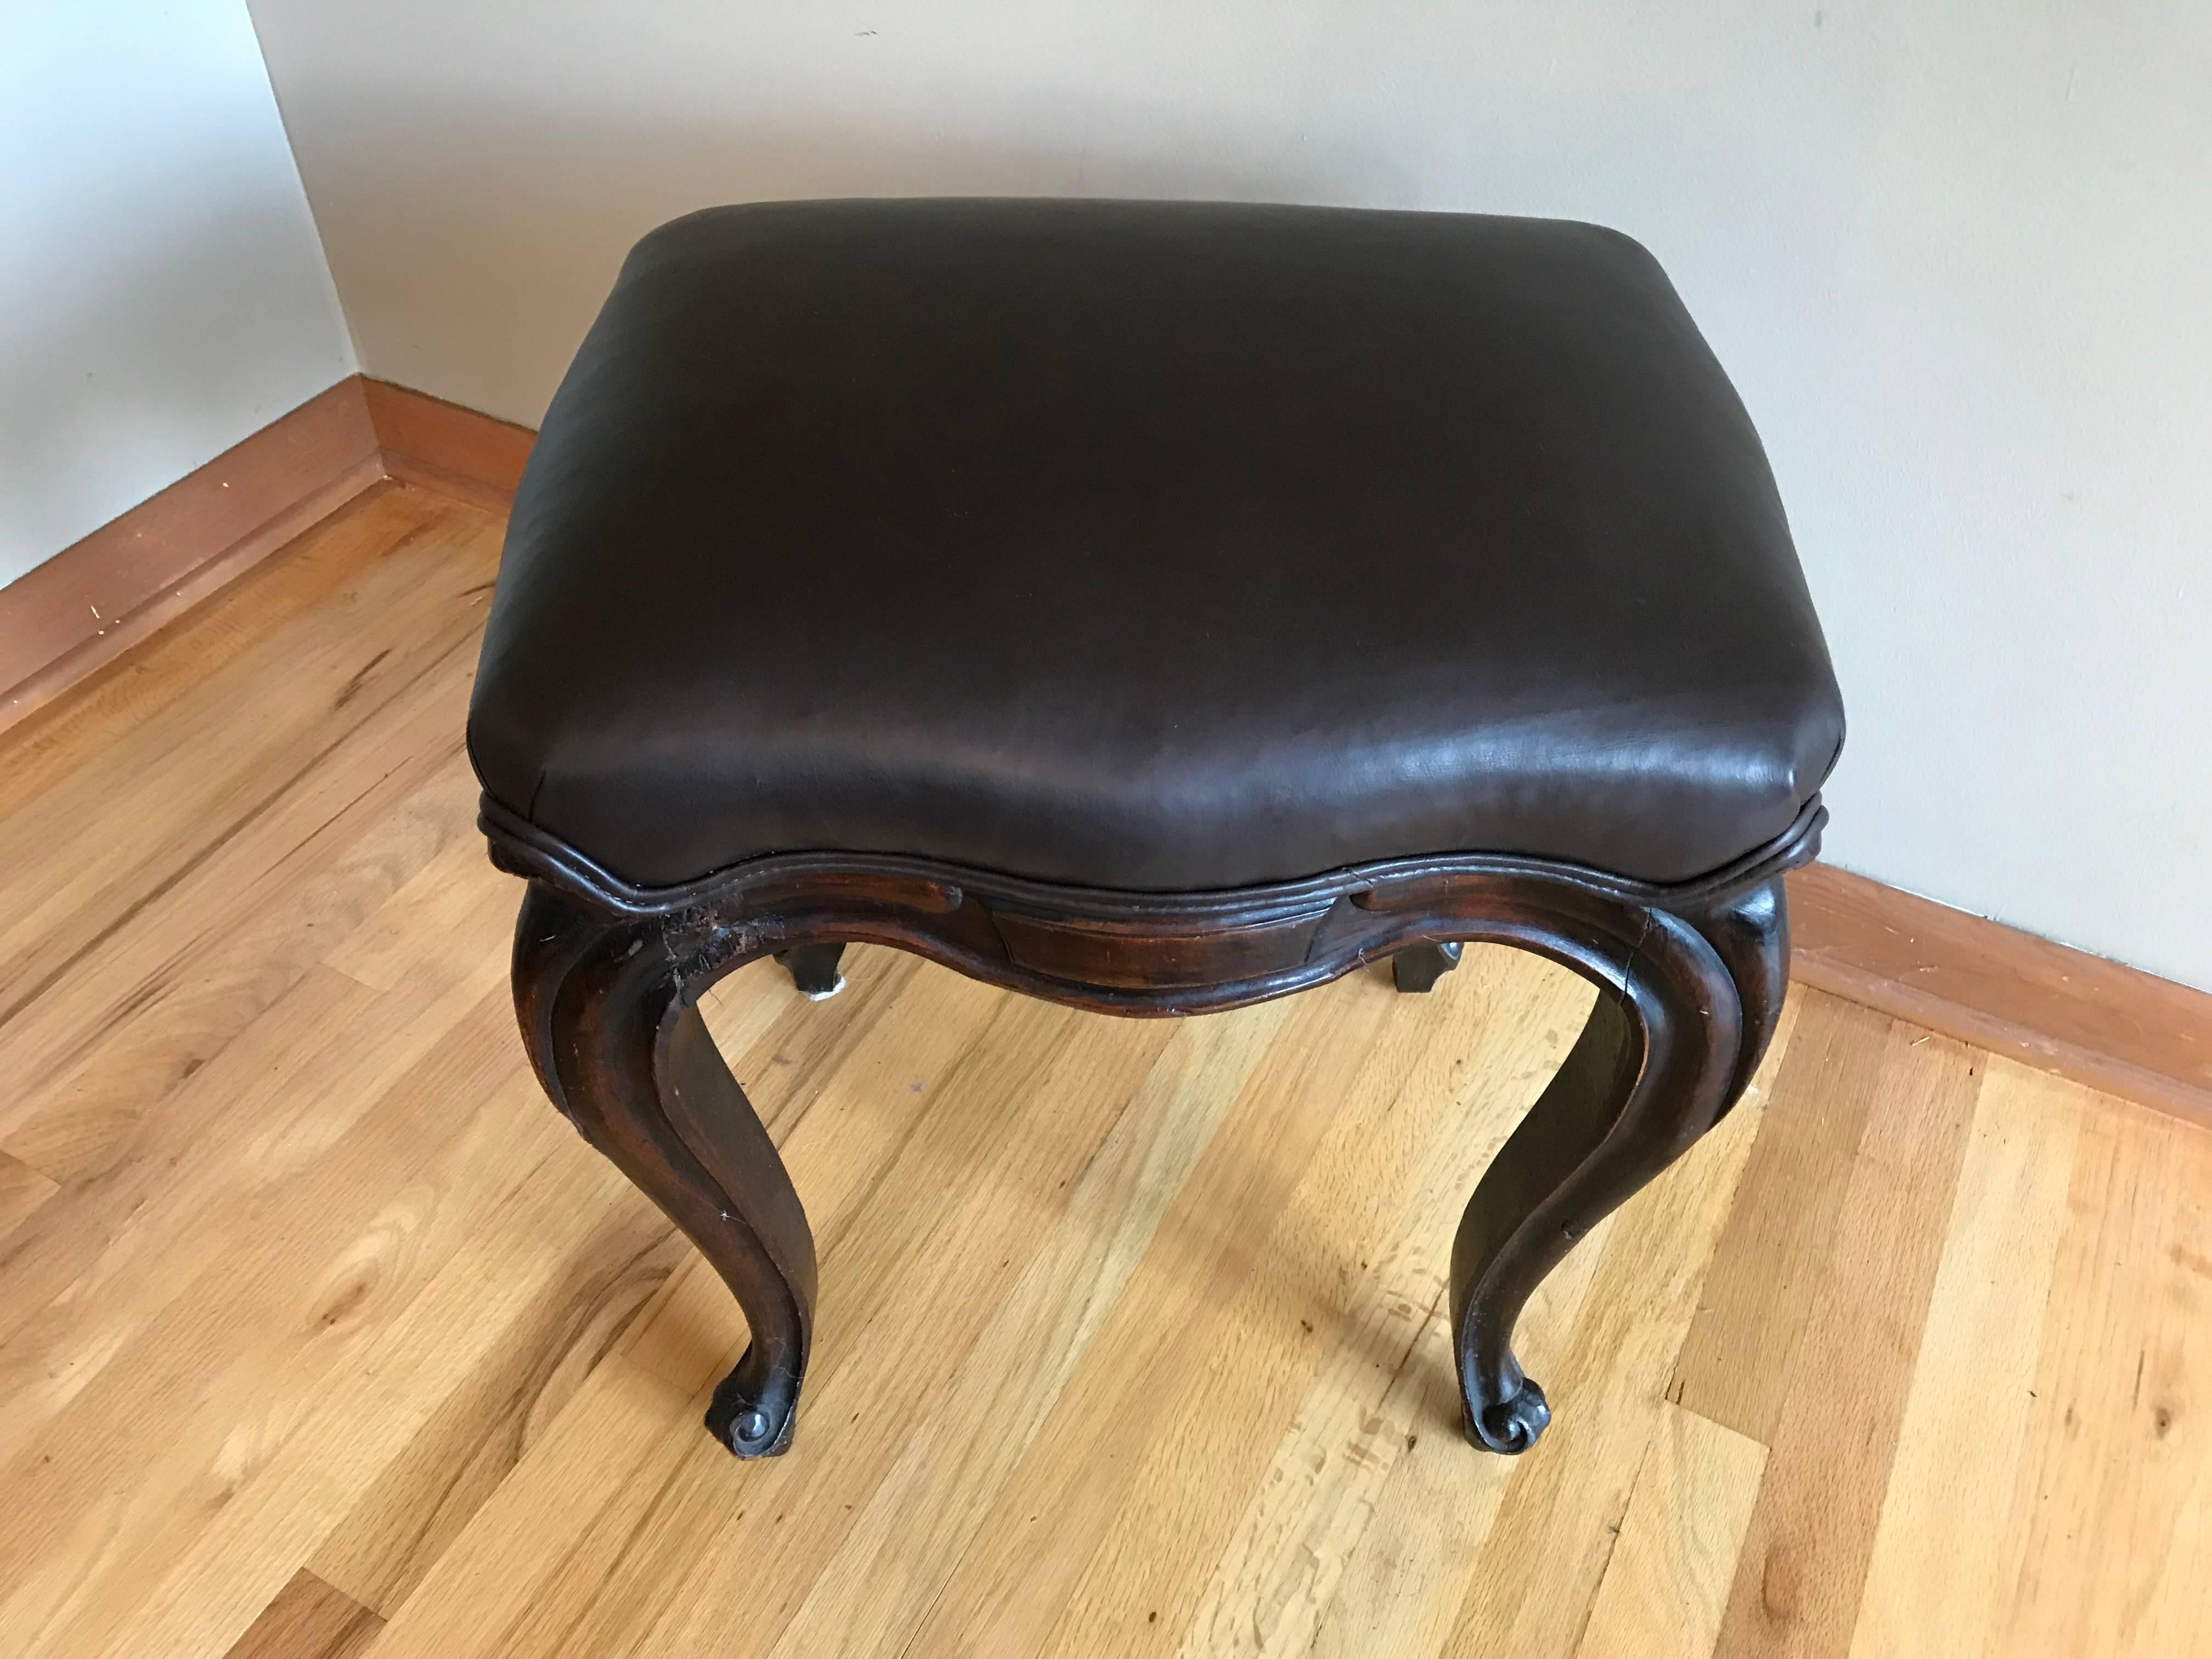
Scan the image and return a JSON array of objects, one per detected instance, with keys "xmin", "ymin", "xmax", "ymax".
[
  {"xmin": 1448, "ymin": 882, "xmax": 1785, "ymax": 1453},
  {"xmin": 512, "ymin": 883, "xmax": 818, "ymax": 1457}
]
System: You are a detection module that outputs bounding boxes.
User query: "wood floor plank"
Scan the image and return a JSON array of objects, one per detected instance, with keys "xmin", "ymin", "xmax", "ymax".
[
  {"xmin": 1299, "ymin": 1280, "xmax": 1585, "ymax": 1659},
  {"xmin": 0, "ymin": 994, "xmax": 548, "ymax": 1655},
  {"xmin": 1434, "ymin": 1064, "xmax": 1768, "ymax": 1659},
  {"xmin": 326, "ymin": 1353, "xmax": 701, "ymax": 1658},
  {"xmin": 0, "ymin": 851, "xmax": 512, "ymax": 1370},
  {"xmin": 0, "ymin": 746, "xmax": 480, "ymax": 1181},
  {"xmin": 0, "ymin": 482, "xmax": 409, "ymax": 822},
  {"xmin": 1844, "ymin": 1060, "xmax": 2084, "ymax": 1659},
  {"xmin": 0, "ymin": 491, "xmax": 495, "ymax": 1036},
  {"xmin": 771, "ymin": 994, "xmax": 1298, "ymax": 1659},
  {"xmin": 596, "ymin": 996, "xmax": 1177, "ymax": 1659},
  {"xmin": 340, "ymin": 965, "xmax": 1079, "ymax": 1659},
  {"xmin": 1982, "ymin": 1095, "xmax": 2212, "ymax": 1658},
  {"xmin": 392, "ymin": 983, "xmax": 1329, "ymax": 1659},
  {"xmin": 304, "ymin": 1210, "xmax": 687, "ymax": 1615},
  {"xmin": 0, "ymin": 652, "xmax": 479, "ymax": 1157},
  {"xmin": 1057, "ymin": 956, "xmax": 1589, "ymax": 1659},
  {"xmin": 324, "ymin": 833, "xmax": 510, "ymax": 992},
  {"xmin": 0, "ymin": 970, "xmax": 353, "ymax": 1440},
  {"xmin": 1031, "ymin": 968, "xmax": 1522, "ymax": 1659},
  {"xmin": 0, "ymin": 1147, "xmax": 59, "ymax": 1242},
  {"xmin": 1709, "ymin": 1019, "xmax": 1984, "ymax": 1659},
  {"xmin": 1577, "ymin": 1404, "xmax": 1769, "ymax": 1659},
  {"xmin": 381, "ymin": 989, "xmax": 1172, "ymax": 1659},
  {"xmin": 1301, "ymin": 989, "xmax": 1798, "ymax": 1659},
  {"xmin": 890, "ymin": 976, "xmax": 1405, "ymax": 1659},
  {"xmin": 1167, "ymin": 953, "xmax": 1599, "ymax": 1659},
  {"xmin": 0, "ymin": 862, "xmax": 516, "ymax": 1452},
  {"xmin": 0, "ymin": 956, "xmax": 338, "ymax": 1325},
  {"xmin": 1671, "ymin": 991, "xmax": 1888, "ymax": 1441},
  {"xmin": 76, "ymin": 1107, "xmax": 661, "ymax": 1659},
  {"xmin": 219, "ymin": 1568, "xmax": 383, "ymax": 1659}
]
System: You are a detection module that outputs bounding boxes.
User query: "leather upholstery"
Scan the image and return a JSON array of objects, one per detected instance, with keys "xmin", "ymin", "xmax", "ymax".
[{"xmin": 469, "ymin": 199, "xmax": 1844, "ymax": 893}]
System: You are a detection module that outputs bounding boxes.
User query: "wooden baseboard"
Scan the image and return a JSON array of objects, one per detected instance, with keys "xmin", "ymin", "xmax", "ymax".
[
  {"xmin": 1787, "ymin": 862, "xmax": 2212, "ymax": 1128},
  {"xmin": 0, "ymin": 375, "xmax": 536, "ymax": 737},
  {"xmin": 5, "ymin": 372, "xmax": 2207, "ymax": 1132},
  {"xmin": 362, "ymin": 378, "xmax": 535, "ymax": 512},
  {"xmin": 0, "ymin": 379, "xmax": 383, "ymax": 731}
]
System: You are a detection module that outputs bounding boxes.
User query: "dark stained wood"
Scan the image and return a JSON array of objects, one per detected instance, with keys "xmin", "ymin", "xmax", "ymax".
[
  {"xmin": 1450, "ymin": 877, "xmax": 1787, "ymax": 1453},
  {"xmin": 773, "ymin": 942, "xmax": 849, "ymax": 998},
  {"xmin": 760, "ymin": 870, "xmax": 967, "ymax": 915},
  {"xmin": 1392, "ymin": 939, "xmax": 1463, "ymax": 992},
  {"xmin": 512, "ymin": 885, "xmax": 817, "ymax": 1457},
  {"xmin": 493, "ymin": 792, "xmax": 1820, "ymax": 1462},
  {"xmin": 990, "ymin": 904, "xmax": 1334, "ymax": 990}
]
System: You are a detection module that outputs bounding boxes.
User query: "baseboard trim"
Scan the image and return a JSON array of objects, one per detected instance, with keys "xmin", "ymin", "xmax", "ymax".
[
  {"xmin": 6, "ymin": 375, "xmax": 2207, "ymax": 1132},
  {"xmin": 0, "ymin": 378, "xmax": 383, "ymax": 732},
  {"xmin": 362, "ymin": 378, "xmax": 535, "ymax": 512},
  {"xmin": 0, "ymin": 375, "xmax": 537, "ymax": 738},
  {"xmin": 1787, "ymin": 862, "xmax": 2212, "ymax": 1128}
]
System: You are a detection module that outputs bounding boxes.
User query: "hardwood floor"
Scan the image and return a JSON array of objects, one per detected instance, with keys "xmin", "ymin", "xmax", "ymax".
[{"xmin": 0, "ymin": 481, "xmax": 2204, "ymax": 1658}]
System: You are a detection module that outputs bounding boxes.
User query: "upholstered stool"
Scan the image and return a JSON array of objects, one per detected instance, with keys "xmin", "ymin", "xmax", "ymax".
[{"xmin": 471, "ymin": 200, "xmax": 1843, "ymax": 1460}]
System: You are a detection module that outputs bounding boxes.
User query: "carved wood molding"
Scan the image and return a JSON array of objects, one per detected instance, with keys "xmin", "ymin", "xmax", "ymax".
[{"xmin": 482, "ymin": 794, "xmax": 1822, "ymax": 1018}]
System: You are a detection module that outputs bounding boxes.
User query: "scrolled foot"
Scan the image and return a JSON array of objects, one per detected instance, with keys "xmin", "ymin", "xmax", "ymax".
[
  {"xmin": 705, "ymin": 1351, "xmax": 799, "ymax": 1458},
  {"xmin": 1464, "ymin": 1376, "xmax": 1551, "ymax": 1455}
]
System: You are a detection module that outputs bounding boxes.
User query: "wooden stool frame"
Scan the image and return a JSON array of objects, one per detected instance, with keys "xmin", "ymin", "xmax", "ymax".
[{"xmin": 486, "ymin": 794, "xmax": 1819, "ymax": 1459}]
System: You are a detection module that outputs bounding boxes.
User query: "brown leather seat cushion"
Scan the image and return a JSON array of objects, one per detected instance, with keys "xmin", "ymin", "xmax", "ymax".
[{"xmin": 468, "ymin": 199, "xmax": 1843, "ymax": 893}]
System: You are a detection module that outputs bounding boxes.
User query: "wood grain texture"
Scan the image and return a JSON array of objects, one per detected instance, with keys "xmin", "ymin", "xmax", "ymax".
[
  {"xmin": 0, "ymin": 372, "xmax": 524, "ymax": 742},
  {"xmin": 0, "ymin": 380, "xmax": 381, "ymax": 733},
  {"xmin": 361, "ymin": 379, "xmax": 535, "ymax": 511},
  {"xmin": 1432, "ymin": 1058, "xmax": 1765, "ymax": 1659},
  {"xmin": 220, "ymin": 1570, "xmax": 382, "ymax": 1659},
  {"xmin": 1789, "ymin": 861, "xmax": 2212, "ymax": 1130},
  {"xmin": 1710, "ymin": 1015, "xmax": 1983, "ymax": 1659},
  {"xmin": 1671, "ymin": 995, "xmax": 1890, "ymax": 1442},
  {"xmin": 1846, "ymin": 1060, "xmax": 2083, "ymax": 1659},
  {"xmin": 0, "ymin": 1148, "xmax": 59, "ymax": 1243},
  {"xmin": 1, "ymin": 483, "xmax": 2207, "ymax": 1657},
  {"xmin": 0, "ymin": 481, "xmax": 408, "ymax": 821},
  {"xmin": 1578, "ymin": 1404, "xmax": 1768, "ymax": 1659},
  {"xmin": 1982, "ymin": 1092, "xmax": 2212, "ymax": 1658}
]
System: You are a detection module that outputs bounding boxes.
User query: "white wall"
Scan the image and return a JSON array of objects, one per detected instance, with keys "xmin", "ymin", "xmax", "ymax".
[
  {"xmin": 1, "ymin": 0, "xmax": 355, "ymax": 588},
  {"xmin": 242, "ymin": 0, "xmax": 2212, "ymax": 989}
]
